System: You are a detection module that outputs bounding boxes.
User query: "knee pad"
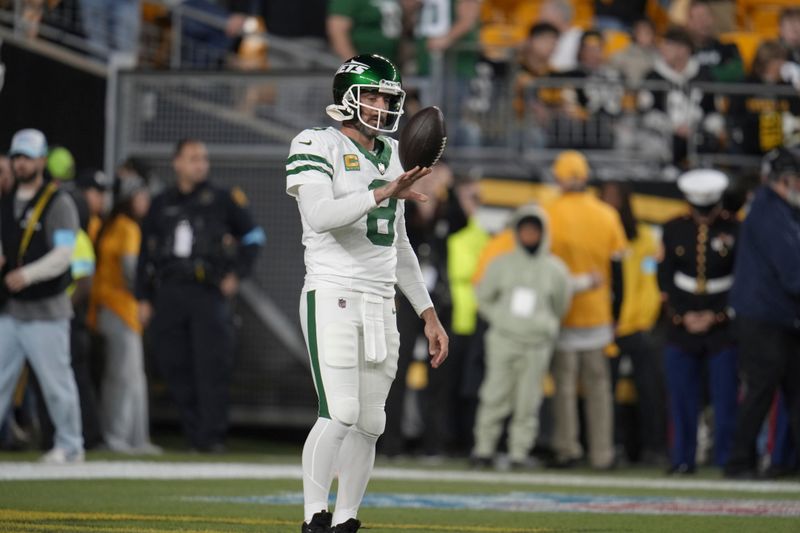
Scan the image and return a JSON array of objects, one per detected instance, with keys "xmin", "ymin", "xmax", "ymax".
[
  {"xmin": 330, "ymin": 396, "xmax": 360, "ymax": 427},
  {"xmin": 357, "ymin": 407, "xmax": 386, "ymax": 437},
  {"xmin": 323, "ymin": 323, "xmax": 359, "ymax": 368}
]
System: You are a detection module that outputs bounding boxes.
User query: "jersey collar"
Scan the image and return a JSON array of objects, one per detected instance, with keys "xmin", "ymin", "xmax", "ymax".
[{"xmin": 342, "ymin": 132, "xmax": 393, "ymax": 175}]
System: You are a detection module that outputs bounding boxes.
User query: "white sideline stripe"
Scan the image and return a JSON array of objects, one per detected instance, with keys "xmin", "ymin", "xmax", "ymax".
[{"xmin": 1, "ymin": 462, "xmax": 799, "ymax": 494}]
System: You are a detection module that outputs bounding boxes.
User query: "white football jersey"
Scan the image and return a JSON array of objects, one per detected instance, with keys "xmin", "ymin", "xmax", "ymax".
[{"xmin": 287, "ymin": 127, "xmax": 406, "ymax": 297}]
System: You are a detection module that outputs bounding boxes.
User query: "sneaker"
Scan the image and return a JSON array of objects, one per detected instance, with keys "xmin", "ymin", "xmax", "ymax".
[
  {"xmin": 132, "ymin": 443, "xmax": 164, "ymax": 456},
  {"xmin": 302, "ymin": 510, "xmax": 332, "ymax": 533},
  {"xmin": 40, "ymin": 447, "xmax": 85, "ymax": 464},
  {"xmin": 332, "ymin": 518, "xmax": 361, "ymax": 532},
  {"xmin": 510, "ymin": 457, "xmax": 541, "ymax": 471}
]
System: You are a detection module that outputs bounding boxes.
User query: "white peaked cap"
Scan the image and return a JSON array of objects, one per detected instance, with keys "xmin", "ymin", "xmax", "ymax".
[{"xmin": 677, "ymin": 169, "xmax": 729, "ymax": 206}]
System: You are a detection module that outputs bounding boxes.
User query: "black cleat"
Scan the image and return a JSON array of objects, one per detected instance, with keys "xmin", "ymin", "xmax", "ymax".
[
  {"xmin": 302, "ymin": 510, "xmax": 332, "ymax": 533},
  {"xmin": 332, "ymin": 518, "xmax": 361, "ymax": 532},
  {"xmin": 666, "ymin": 463, "xmax": 696, "ymax": 475},
  {"xmin": 469, "ymin": 455, "xmax": 493, "ymax": 469}
]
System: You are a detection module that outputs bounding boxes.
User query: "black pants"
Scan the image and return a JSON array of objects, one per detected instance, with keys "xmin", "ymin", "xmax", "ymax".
[
  {"xmin": 151, "ymin": 282, "xmax": 234, "ymax": 450},
  {"xmin": 726, "ymin": 318, "xmax": 800, "ymax": 472},
  {"xmin": 615, "ymin": 331, "xmax": 668, "ymax": 458}
]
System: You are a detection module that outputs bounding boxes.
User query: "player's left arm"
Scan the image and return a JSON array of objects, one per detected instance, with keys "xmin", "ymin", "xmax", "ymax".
[{"xmin": 395, "ymin": 207, "xmax": 449, "ymax": 368}]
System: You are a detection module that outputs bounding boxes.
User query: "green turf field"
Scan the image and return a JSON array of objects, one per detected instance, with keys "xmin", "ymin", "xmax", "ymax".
[{"xmin": 1, "ymin": 440, "xmax": 799, "ymax": 533}]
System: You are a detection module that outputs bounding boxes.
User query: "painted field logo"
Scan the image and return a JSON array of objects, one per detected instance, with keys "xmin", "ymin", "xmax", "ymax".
[
  {"xmin": 344, "ymin": 154, "xmax": 360, "ymax": 171},
  {"xmin": 184, "ymin": 492, "xmax": 800, "ymax": 518}
]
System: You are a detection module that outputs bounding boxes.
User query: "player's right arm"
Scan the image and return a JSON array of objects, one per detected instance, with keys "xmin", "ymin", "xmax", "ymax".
[{"xmin": 287, "ymin": 130, "xmax": 378, "ymax": 233}]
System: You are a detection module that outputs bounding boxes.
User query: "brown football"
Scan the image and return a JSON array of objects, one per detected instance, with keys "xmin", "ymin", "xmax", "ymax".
[{"xmin": 398, "ymin": 106, "xmax": 447, "ymax": 171}]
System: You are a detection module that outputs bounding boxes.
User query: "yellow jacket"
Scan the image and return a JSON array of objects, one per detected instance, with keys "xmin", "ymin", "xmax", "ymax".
[
  {"xmin": 448, "ymin": 217, "xmax": 490, "ymax": 335},
  {"xmin": 616, "ymin": 223, "xmax": 662, "ymax": 337}
]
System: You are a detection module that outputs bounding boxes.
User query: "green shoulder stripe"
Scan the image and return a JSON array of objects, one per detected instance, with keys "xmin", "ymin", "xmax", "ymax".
[
  {"xmin": 286, "ymin": 164, "xmax": 333, "ymax": 179},
  {"xmin": 287, "ymin": 153, "xmax": 333, "ymax": 171}
]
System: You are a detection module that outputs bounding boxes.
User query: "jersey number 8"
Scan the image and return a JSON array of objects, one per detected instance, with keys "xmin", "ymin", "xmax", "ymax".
[{"xmin": 367, "ymin": 179, "xmax": 397, "ymax": 246}]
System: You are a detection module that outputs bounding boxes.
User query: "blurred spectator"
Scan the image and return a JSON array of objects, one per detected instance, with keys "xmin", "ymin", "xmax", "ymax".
[
  {"xmin": 780, "ymin": 7, "xmax": 800, "ymax": 65},
  {"xmin": 472, "ymin": 205, "xmax": 571, "ymax": 470},
  {"xmin": 178, "ymin": 0, "xmax": 249, "ymax": 69},
  {"xmin": 76, "ymin": 168, "xmax": 110, "ymax": 243},
  {"xmin": 555, "ymin": 30, "xmax": 624, "ymax": 149},
  {"xmin": 544, "ymin": 150, "xmax": 627, "ymax": 470},
  {"xmin": 610, "ymin": 18, "xmax": 657, "ymax": 87},
  {"xmin": 327, "ymin": 0, "xmax": 403, "ymax": 63},
  {"xmin": 136, "ymin": 139, "xmax": 264, "ymax": 452},
  {"xmin": 94, "ymin": 176, "xmax": 160, "ymax": 454},
  {"xmin": 598, "ymin": 181, "xmax": 667, "ymax": 465},
  {"xmin": 638, "ymin": 27, "xmax": 723, "ymax": 168},
  {"xmin": 728, "ymin": 41, "xmax": 800, "ymax": 156},
  {"xmin": 79, "ymin": 0, "xmax": 141, "ymax": 60},
  {"xmin": 538, "ymin": 0, "xmax": 582, "ymax": 73},
  {"xmin": 685, "ymin": 0, "xmax": 743, "ymax": 82},
  {"xmin": 0, "ymin": 128, "xmax": 84, "ymax": 463},
  {"xmin": 593, "ymin": 0, "xmax": 647, "ymax": 31},
  {"xmin": 250, "ymin": 0, "xmax": 327, "ymax": 68},
  {"xmin": 513, "ymin": 22, "xmax": 560, "ymax": 148},
  {"xmin": 0, "ymin": 154, "xmax": 12, "ymax": 194},
  {"xmin": 408, "ymin": 0, "xmax": 482, "ymax": 146},
  {"xmin": 46, "ymin": 146, "xmax": 75, "ymax": 181},
  {"xmin": 725, "ymin": 147, "xmax": 800, "ymax": 478},
  {"xmin": 381, "ymin": 163, "xmax": 456, "ymax": 457},
  {"xmin": 408, "ymin": 0, "xmax": 481, "ymax": 77},
  {"xmin": 445, "ymin": 175, "xmax": 488, "ymax": 453},
  {"xmin": 32, "ymin": 155, "xmax": 104, "ymax": 453},
  {"xmin": 658, "ymin": 169, "xmax": 738, "ymax": 474}
]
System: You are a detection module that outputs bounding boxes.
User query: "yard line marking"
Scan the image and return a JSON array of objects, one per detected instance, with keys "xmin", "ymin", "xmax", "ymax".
[
  {"xmin": 1, "ymin": 461, "xmax": 799, "ymax": 494},
  {"xmin": 0, "ymin": 509, "xmax": 551, "ymax": 533}
]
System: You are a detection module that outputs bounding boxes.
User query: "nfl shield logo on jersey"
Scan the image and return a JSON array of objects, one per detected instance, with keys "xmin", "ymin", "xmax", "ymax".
[{"xmin": 338, "ymin": 298, "xmax": 347, "ymax": 309}]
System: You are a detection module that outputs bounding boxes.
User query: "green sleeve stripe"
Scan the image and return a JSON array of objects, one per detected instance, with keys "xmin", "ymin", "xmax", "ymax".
[
  {"xmin": 287, "ymin": 153, "xmax": 333, "ymax": 170},
  {"xmin": 306, "ymin": 290, "xmax": 330, "ymax": 419},
  {"xmin": 286, "ymin": 164, "xmax": 333, "ymax": 179}
]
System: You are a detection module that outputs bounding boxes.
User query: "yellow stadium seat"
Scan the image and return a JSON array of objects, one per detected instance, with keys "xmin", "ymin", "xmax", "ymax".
[
  {"xmin": 574, "ymin": 0, "xmax": 595, "ymax": 29},
  {"xmin": 515, "ymin": 2, "xmax": 543, "ymax": 29},
  {"xmin": 480, "ymin": 22, "xmax": 528, "ymax": 59},
  {"xmin": 739, "ymin": 0, "xmax": 797, "ymax": 35},
  {"xmin": 719, "ymin": 31, "xmax": 762, "ymax": 73}
]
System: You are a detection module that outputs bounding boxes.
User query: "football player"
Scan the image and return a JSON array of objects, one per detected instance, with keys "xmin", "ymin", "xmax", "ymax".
[{"xmin": 286, "ymin": 54, "xmax": 449, "ymax": 533}]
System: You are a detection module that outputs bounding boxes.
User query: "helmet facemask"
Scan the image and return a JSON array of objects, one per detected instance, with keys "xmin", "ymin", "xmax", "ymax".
[{"xmin": 327, "ymin": 80, "xmax": 405, "ymax": 134}]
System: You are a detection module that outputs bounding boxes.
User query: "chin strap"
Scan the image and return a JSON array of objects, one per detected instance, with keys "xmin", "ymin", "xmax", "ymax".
[{"xmin": 326, "ymin": 104, "xmax": 353, "ymax": 122}]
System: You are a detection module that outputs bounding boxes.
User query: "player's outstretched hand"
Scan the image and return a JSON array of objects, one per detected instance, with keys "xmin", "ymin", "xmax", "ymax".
[
  {"xmin": 373, "ymin": 166, "xmax": 432, "ymax": 205},
  {"xmin": 421, "ymin": 307, "xmax": 449, "ymax": 368}
]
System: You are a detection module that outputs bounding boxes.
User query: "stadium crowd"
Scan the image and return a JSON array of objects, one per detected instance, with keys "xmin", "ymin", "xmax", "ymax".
[{"xmin": 1, "ymin": 0, "xmax": 799, "ymax": 482}]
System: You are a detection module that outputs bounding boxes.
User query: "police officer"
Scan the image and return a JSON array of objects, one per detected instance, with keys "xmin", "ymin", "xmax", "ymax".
[
  {"xmin": 136, "ymin": 138, "xmax": 265, "ymax": 452},
  {"xmin": 658, "ymin": 169, "xmax": 739, "ymax": 474}
]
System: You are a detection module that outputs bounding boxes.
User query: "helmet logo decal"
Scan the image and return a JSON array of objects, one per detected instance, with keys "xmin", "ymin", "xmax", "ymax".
[{"xmin": 337, "ymin": 61, "xmax": 370, "ymax": 74}]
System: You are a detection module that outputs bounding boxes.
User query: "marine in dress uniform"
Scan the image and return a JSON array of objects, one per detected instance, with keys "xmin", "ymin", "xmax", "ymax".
[{"xmin": 658, "ymin": 169, "xmax": 739, "ymax": 474}]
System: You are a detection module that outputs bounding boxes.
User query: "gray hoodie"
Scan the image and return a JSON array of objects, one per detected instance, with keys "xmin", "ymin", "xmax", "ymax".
[{"xmin": 476, "ymin": 204, "xmax": 572, "ymax": 345}]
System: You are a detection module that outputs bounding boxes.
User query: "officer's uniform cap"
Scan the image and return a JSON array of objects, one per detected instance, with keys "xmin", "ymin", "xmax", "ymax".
[{"xmin": 677, "ymin": 169, "xmax": 728, "ymax": 206}]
